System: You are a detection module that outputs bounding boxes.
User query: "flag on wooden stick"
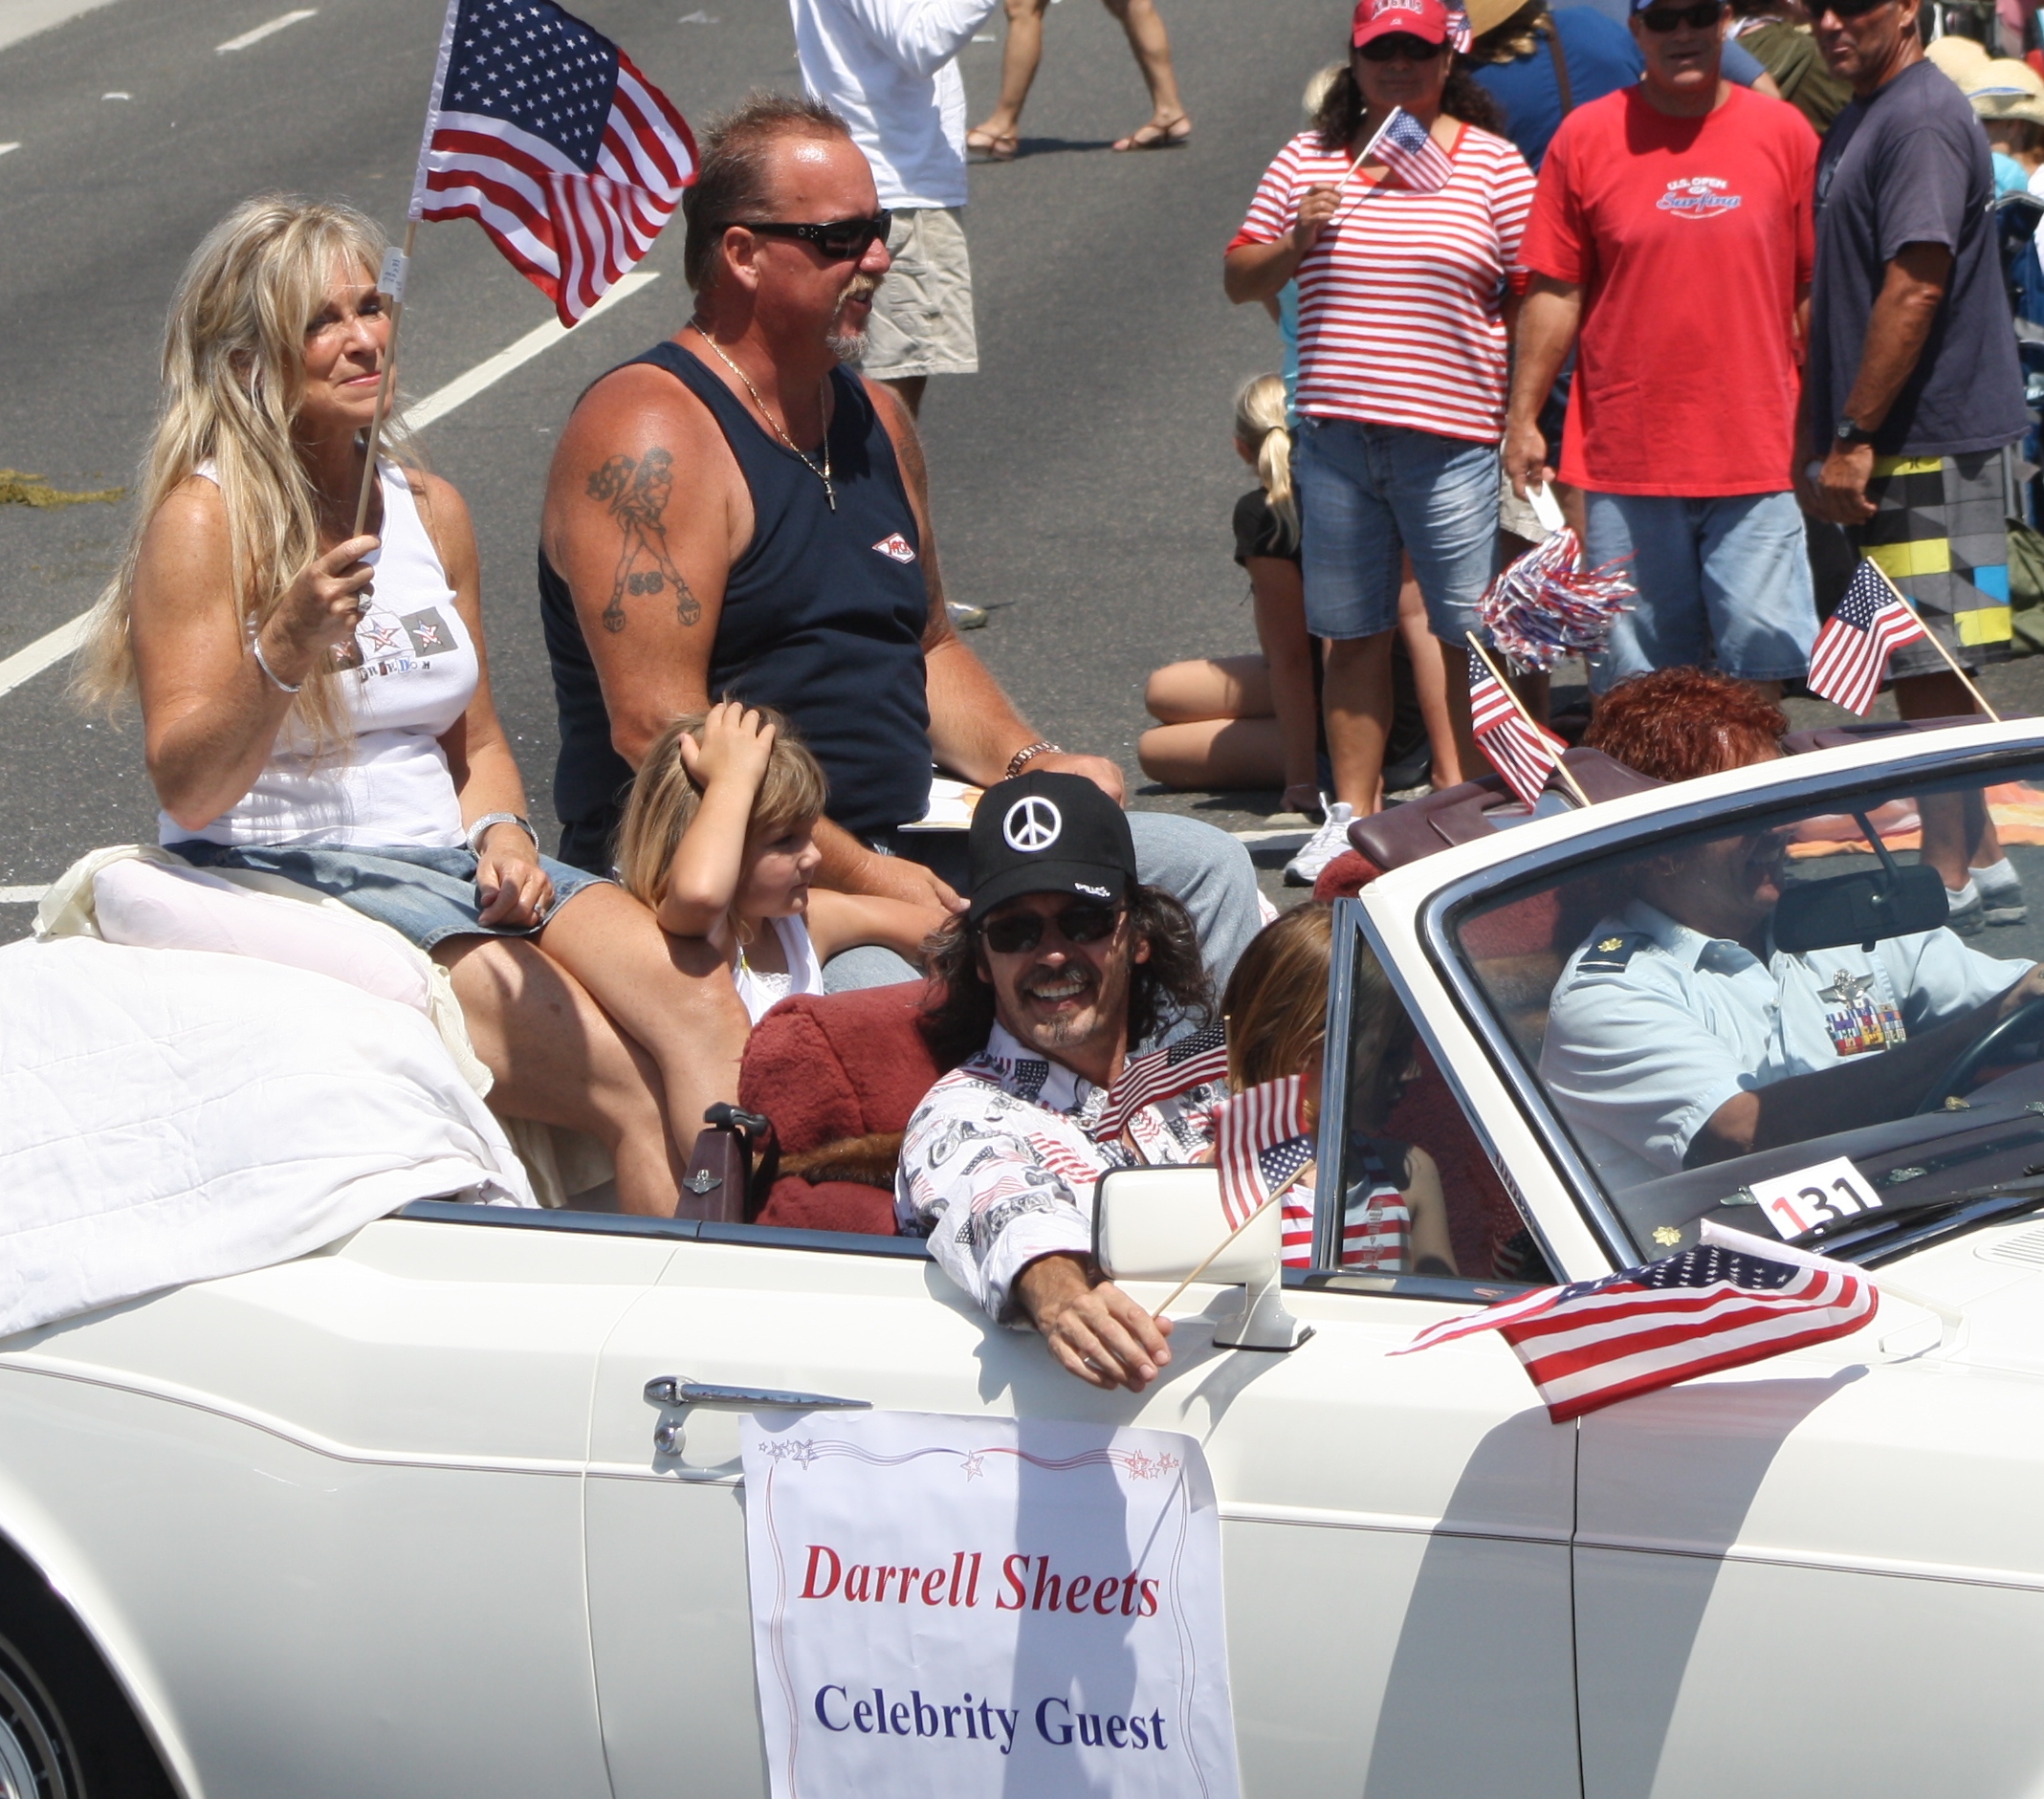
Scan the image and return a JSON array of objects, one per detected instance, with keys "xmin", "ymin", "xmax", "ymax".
[
  {"xmin": 1214, "ymin": 1076, "xmax": 1312, "ymax": 1231},
  {"xmin": 1470, "ymin": 658, "xmax": 1568, "ymax": 808},
  {"xmin": 1362, "ymin": 106, "xmax": 1456, "ymax": 193},
  {"xmin": 1804, "ymin": 560, "xmax": 1930, "ymax": 716},
  {"xmin": 409, "ymin": 0, "xmax": 696, "ymax": 325},
  {"xmin": 1095, "ymin": 1022, "xmax": 1230, "ymax": 1141}
]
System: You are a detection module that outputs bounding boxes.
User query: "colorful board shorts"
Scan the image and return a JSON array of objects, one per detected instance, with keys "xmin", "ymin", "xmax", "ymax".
[{"xmin": 1852, "ymin": 450, "xmax": 2013, "ymax": 677}]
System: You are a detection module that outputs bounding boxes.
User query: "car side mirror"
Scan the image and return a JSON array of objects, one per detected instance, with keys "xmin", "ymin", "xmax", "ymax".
[
  {"xmin": 1092, "ymin": 1166, "xmax": 1312, "ymax": 1352},
  {"xmin": 1772, "ymin": 861, "xmax": 1948, "ymax": 954}
]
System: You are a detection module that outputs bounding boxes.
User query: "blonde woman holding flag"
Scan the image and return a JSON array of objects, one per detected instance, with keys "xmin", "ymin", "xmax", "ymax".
[
  {"xmin": 78, "ymin": 196, "xmax": 749, "ymax": 1217},
  {"xmin": 1225, "ymin": 0, "xmax": 1534, "ymax": 887}
]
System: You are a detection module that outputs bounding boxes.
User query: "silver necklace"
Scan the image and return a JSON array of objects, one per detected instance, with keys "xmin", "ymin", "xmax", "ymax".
[{"xmin": 690, "ymin": 321, "xmax": 834, "ymax": 511}]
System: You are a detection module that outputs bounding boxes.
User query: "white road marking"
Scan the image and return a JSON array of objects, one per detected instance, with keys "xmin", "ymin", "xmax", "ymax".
[
  {"xmin": 0, "ymin": 0, "xmax": 122, "ymax": 56},
  {"xmin": 403, "ymin": 269, "xmax": 658, "ymax": 430},
  {"xmin": 1231, "ymin": 825, "xmax": 1311, "ymax": 845},
  {"xmin": 216, "ymin": 8, "xmax": 316, "ymax": 53},
  {"xmin": 0, "ymin": 611, "xmax": 91, "ymax": 704},
  {"xmin": 0, "ymin": 272, "xmax": 660, "ymax": 717},
  {"xmin": 100, "ymin": 89, "xmax": 128, "ymax": 99},
  {"xmin": 0, "ymin": 143, "xmax": 19, "ymax": 156},
  {"xmin": 0, "ymin": 888, "xmax": 46, "ymax": 905}
]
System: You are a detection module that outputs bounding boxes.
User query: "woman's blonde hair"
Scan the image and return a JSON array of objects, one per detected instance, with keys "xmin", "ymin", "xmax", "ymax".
[
  {"xmin": 1224, "ymin": 901, "xmax": 1333, "ymax": 1092},
  {"xmin": 1233, "ymin": 373, "xmax": 1299, "ymax": 556},
  {"xmin": 76, "ymin": 193, "xmax": 412, "ymax": 741},
  {"xmin": 615, "ymin": 706, "xmax": 829, "ymax": 909}
]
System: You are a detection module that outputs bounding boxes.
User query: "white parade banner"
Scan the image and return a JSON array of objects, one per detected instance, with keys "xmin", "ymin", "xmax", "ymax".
[{"xmin": 741, "ymin": 1409, "xmax": 1241, "ymax": 1799}]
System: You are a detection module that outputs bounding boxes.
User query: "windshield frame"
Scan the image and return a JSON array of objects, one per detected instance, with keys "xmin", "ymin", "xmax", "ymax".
[{"xmin": 1407, "ymin": 732, "xmax": 2044, "ymax": 1268}]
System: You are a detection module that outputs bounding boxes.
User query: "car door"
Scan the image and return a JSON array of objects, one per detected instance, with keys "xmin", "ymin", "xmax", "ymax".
[
  {"xmin": 0, "ymin": 1209, "xmax": 662, "ymax": 1799},
  {"xmin": 582, "ymin": 912, "xmax": 1584, "ymax": 1799}
]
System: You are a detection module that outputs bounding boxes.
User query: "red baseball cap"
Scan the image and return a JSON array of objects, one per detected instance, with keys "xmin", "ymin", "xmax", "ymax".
[{"xmin": 1352, "ymin": 0, "xmax": 1451, "ymax": 48}]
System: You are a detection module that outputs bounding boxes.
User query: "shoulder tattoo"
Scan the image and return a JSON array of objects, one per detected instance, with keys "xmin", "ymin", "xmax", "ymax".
[{"xmin": 587, "ymin": 447, "xmax": 701, "ymax": 633}]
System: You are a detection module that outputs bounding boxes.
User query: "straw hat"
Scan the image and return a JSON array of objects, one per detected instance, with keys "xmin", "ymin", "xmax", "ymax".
[
  {"xmin": 1462, "ymin": 0, "xmax": 1542, "ymax": 42},
  {"xmin": 1967, "ymin": 55, "xmax": 2044, "ymax": 126},
  {"xmin": 1924, "ymin": 33, "xmax": 1993, "ymax": 85}
]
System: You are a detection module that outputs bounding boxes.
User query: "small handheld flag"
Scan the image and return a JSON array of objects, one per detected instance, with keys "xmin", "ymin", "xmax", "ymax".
[
  {"xmin": 1096, "ymin": 1021, "xmax": 1229, "ymax": 1141},
  {"xmin": 409, "ymin": 0, "xmax": 697, "ymax": 326},
  {"xmin": 1214, "ymin": 1075, "xmax": 1312, "ymax": 1231},
  {"xmin": 1804, "ymin": 560, "xmax": 1929, "ymax": 716},
  {"xmin": 1392, "ymin": 1223, "xmax": 1878, "ymax": 1421},
  {"xmin": 1363, "ymin": 106, "xmax": 1456, "ymax": 194},
  {"xmin": 1470, "ymin": 658, "xmax": 1567, "ymax": 808},
  {"xmin": 1443, "ymin": 0, "xmax": 1474, "ymax": 50}
]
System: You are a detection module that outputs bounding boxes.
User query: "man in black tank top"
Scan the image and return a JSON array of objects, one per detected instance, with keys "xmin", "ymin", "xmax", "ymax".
[{"xmin": 538, "ymin": 94, "xmax": 1260, "ymax": 990}]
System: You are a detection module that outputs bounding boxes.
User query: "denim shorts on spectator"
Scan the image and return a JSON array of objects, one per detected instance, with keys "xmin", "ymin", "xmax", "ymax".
[
  {"xmin": 1294, "ymin": 417, "xmax": 1499, "ymax": 642},
  {"xmin": 1582, "ymin": 489, "xmax": 1817, "ymax": 693}
]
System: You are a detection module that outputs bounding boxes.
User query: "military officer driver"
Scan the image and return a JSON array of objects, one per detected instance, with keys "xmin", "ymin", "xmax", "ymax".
[{"xmin": 1539, "ymin": 818, "xmax": 2044, "ymax": 1191}]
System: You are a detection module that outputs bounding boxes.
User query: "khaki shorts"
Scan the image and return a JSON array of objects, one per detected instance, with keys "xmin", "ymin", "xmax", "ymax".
[{"xmin": 860, "ymin": 206, "xmax": 978, "ymax": 380}]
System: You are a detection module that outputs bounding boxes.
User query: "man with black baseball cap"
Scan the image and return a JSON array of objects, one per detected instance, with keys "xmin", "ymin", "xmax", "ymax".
[{"xmin": 897, "ymin": 772, "xmax": 1222, "ymax": 1391}]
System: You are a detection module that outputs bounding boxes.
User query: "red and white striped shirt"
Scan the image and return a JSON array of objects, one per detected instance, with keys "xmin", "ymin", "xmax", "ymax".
[
  {"xmin": 1280, "ymin": 1143, "xmax": 1412, "ymax": 1272},
  {"xmin": 1231, "ymin": 125, "xmax": 1536, "ymax": 444}
]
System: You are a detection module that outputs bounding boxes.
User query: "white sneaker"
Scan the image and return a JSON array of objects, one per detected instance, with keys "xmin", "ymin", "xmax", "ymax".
[
  {"xmin": 1977, "ymin": 859, "xmax": 2028, "ymax": 927},
  {"xmin": 1285, "ymin": 798, "xmax": 1355, "ymax": 888}
]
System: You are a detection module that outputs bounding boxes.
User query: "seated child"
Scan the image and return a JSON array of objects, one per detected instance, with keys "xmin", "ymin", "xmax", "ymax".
[
  {"xmin": 1223, "ymin": 902, "xmax": 1456, "ymax": 1275},
  {"xmin": 616, "ymin": 703, "xmax": 933, "ymax": 1023}
]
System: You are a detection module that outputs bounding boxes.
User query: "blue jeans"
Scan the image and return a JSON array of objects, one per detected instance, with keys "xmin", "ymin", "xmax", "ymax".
[
  {"xmin": 1294, "ymin": 417, "xmax": 1500, "ymax": 643},
  {"xmin": 1584, "ymin": 490, "xmax": 1818, "ymax": 693},
  {"xmin": 824, "ymin": 810, "xmax": 1264, "ymax": 1036}
]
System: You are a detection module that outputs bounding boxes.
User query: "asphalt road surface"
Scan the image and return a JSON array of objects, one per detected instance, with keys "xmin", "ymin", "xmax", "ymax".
[{"xmin": 5, "ymin": 0, "xmax": 2044, "ymax": 940}]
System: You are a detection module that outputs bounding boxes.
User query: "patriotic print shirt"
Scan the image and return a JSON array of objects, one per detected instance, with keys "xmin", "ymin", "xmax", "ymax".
[
  {"xmin": 1230, "ymin": 126, "xmax": 1536, "ymax": 444},
  {"xmin": 896, "ymin": 1024, "xmax": 1222, "ymax": 1324},
  {"xmin": 1281, "ymin": 1139, "xmax": 1412, "ymax": 1272}
]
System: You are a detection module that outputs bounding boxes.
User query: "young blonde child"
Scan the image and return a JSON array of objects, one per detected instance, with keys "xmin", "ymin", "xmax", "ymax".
[
  {"xmin": 1223, "ymin": 902, "xmax": 1456, "ymax": 1275},
  {"xmin": 617, "ymin": 702, "xmax": 933, "ymax": 1023}
]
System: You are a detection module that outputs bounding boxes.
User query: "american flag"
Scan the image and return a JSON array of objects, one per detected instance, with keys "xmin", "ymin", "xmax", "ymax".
[
  {"xmin": 1443, "ymin": 0, "xmax": 1474, "ymax": 51},
  {"xmin": 1214, "ymin": 1075, "xmax": 1312, "ymax": 1231},
  {"xmin": 1470, "ymin": 659, "xmax": 1567, "ymax": 808},
  {"xmin": 1805, "ymin": 560, "xmax": 1929, "ymax": 716},
  {"xmin": 1364, "ymin": 106, "xmax": 1456, "ymax": 194},
  {"xmin": 1392, "ymin": 1223, "xmax": 1878, "ymax": 1422},
  {"xmin": 1095, "ymin": 1021, "xmax": 1230, "ymax": 1140},
  {"xmin": 408, "ymin": 0, "xmax": 696, "ymax": 326}
]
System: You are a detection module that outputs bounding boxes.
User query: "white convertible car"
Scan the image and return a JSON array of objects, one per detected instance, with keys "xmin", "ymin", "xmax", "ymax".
[{"xmin": 10, "ymin": 717, "xmax": 2044, "ymax": 1799}]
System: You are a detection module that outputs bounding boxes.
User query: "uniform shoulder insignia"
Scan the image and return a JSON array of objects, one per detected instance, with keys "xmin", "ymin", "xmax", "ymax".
[{"xmin": 1575, "ymin": 931, "xmax": 1647, "ymax": 973}]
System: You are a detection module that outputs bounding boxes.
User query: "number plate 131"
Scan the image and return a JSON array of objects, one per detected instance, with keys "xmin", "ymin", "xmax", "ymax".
[{"xmin": 1746, "ymin": 1156, "xmax": 1885, "ymax": 1240}]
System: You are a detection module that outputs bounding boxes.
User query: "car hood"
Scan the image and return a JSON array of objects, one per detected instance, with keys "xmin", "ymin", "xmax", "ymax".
[{"xmin": 1870, "ymin": 1213, "xmax": 2044, "ymax": 1375}]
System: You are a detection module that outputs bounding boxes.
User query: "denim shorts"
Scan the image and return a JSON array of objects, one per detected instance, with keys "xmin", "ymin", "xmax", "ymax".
[
  {"xmin": 166, "ymin": 841, "xmax": 611, "ymax": 952},
  {"xmin": 1294, "ymin": 417, "xmax": 1501, "ymax": 643},
  {"xmin": 1582, "ymin": 490, "xmax": 1818, "ymax": 693}
]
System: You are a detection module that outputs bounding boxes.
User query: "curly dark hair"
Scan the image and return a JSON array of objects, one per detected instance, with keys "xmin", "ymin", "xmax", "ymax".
[
  {"xmin": 1312, "ymin": 57, "xmax": 1505, "ymax": 152},
  {"xmin": 917, "ymin": 885, "xmax": 1216, "ymax": 1073},
  {"xmin": 1583, "ymin": 667, "xmax": 1788, "ymax": 783}
]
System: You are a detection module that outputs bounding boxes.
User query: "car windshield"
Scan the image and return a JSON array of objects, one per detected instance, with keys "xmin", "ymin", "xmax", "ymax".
[{"xmin": 1441, "ymin": 751, "xmax": 2044, "ymax": 1261}]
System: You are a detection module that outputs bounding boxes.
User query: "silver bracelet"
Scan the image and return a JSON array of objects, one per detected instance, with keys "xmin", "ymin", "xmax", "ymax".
[
  {"xmin": 1004, "ymin": 740, "xmax": 1062, "ymax": 780},
  {"xmin": 466, "ymin": 811, "xmax": 538, "ymax": 856},
  {"xmin": 250, "ymin": 635, "xmax": 301, "ymax": 694}
]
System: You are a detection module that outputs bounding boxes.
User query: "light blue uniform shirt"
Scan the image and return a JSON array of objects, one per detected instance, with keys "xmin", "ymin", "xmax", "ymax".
[{"xmin": 1539, "ymin": 897, "xmax": 2032, "ymax": 1190}]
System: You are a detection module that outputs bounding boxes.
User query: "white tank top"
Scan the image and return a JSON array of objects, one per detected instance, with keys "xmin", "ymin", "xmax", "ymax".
[
  {"xmin": 731, "ymin": 915, "xmax": 825, "ymax": 1024},
  {"xmin": 163, "ymin": 461, "xmax": 479, "ymax": 849}
]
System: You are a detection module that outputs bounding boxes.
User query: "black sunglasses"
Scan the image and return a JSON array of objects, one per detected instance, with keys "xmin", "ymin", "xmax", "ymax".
[
  {"xmin": 1356, "ymin": 32, "xmax": 1448, "ymax": 58},
  {"xmin": 1636, "ymin": 1, "xmax": 1725, "ymax": 27},
  {"xmin": 736, "ymin": 212, "xmax": 892, "ymax": 261},
  {"xmin": 1811, "ymin": 0, "xmax": 1890, "ymax": 16},
  {"xmin": 978, "ymin": 904, "xmax": 1122, "ymax": 955}
]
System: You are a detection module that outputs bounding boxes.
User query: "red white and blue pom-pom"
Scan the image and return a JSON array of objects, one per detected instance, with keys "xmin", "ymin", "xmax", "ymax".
[{"xmin": 1479, "ymin": 528, "xmax": 1635, "ymax": 673}]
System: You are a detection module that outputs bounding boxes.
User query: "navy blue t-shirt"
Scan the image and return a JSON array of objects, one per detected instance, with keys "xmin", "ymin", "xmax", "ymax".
[{"xmin": 1808, "ymin": 55, "xmax": 2027, "ymax": 457}]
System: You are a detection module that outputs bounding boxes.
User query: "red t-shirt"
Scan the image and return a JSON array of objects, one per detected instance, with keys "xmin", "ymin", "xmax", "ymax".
[{"xmin": 1520, "ymin": 84, "xmax": 1817, "ymax": 496}]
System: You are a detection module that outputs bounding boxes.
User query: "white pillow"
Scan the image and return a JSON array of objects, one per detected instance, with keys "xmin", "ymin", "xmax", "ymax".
[{"xmin": 93, "ymin": 858, "xmax": 430, "ymax": 1013}]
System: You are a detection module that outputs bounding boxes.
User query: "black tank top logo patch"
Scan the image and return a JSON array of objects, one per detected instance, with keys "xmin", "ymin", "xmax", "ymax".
[{"xmin": 872, "ymin": 532, "xmax": 917, "ymax": 564}]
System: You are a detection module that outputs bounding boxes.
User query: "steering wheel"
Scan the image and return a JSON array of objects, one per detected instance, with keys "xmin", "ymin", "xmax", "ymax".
[{"xmin": 1916, "ymin": 995, "xmax": 2044, "ymax": 1114}]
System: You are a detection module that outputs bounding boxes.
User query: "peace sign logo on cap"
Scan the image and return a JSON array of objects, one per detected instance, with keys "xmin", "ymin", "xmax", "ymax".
[{"xmin": 1003, "ymin": 795, "xmax": 1063, "ymax": 853}]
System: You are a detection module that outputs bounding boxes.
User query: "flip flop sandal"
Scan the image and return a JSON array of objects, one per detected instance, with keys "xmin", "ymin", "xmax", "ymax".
[
  {"xmin": 1111, "ymin": 117, "xmax": 1191, "ymax": 151},
  {"xmin": 966, "ymin": 126, "xmax": 1019, "ymax": 161}
]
